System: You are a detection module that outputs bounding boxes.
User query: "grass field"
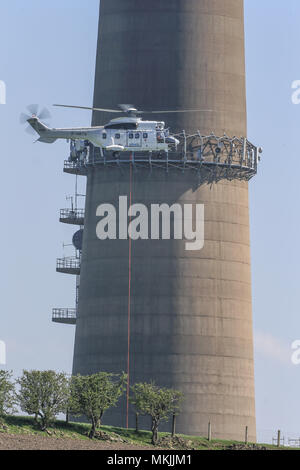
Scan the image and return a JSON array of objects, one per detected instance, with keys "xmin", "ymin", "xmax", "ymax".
[{"xmin": 0, "ymin": 415, "xmax": 289, "ymax": 450}]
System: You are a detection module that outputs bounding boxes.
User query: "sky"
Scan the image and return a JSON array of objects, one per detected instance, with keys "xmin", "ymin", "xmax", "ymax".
[{"xmin": 0, "ymin": 0, "xmax": 300, "ymax": 444}]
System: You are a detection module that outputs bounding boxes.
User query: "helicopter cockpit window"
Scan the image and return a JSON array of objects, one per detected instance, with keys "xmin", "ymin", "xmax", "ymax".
[
  {"xmin": 157, "ymin": 132, "xmax": 164, "ymax": 142},
  {"xmin": 115, "ymin": 133, "xmax": 121, "ymax": 139}
]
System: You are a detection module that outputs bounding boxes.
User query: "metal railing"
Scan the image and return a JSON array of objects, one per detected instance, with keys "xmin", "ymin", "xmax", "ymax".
[
  {"xmin": 60, "ymin": 209, "xmax": 85, "ymax": 225},
  {"xmin": 63, "ymin": 133, "xmax": 262, "ymax": 183},
  {"xmin": 288, "ymin": 438, "xmax": 300, "ymax": 448},
  {"xmin": 52, "ymin": 308, "xmax": 77, "ymax": 325},
  {"xmin": 56, "ymin": 257, "xmax": 81, "ymax": 273}
]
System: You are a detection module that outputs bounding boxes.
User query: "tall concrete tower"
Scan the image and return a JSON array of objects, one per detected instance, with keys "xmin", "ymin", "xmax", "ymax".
[{"xmin": 71, "ymin": 0, "xmax": 257, "ymax": 441}]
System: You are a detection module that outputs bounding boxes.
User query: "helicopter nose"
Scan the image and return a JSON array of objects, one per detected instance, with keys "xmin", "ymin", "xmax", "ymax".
[{"xmin": 166, "ymin": 136, "xmax": 179, "ymax": 145}]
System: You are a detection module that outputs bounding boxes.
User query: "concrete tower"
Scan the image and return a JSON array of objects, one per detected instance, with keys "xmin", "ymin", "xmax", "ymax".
[{"xmin": 72, "ymin": 0, "xmax": 256, "ymax": 441}]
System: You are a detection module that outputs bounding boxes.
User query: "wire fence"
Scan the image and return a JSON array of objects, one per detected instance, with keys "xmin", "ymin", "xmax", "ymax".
[{"xmin": 257, "ymin": 428, "xmax": 300, "ymax": 448}]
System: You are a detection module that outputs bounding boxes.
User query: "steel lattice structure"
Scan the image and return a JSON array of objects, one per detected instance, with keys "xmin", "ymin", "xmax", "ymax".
[{"xmin": 64, "ymin": 132, "xmax": 261, "ymax": 183}]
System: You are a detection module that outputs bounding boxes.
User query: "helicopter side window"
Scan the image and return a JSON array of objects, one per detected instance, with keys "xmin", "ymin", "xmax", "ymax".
[
  {"xmin": 129, "ymin": 133, "xmax": 134, "ymax": 139},
  {"xmin": 135, "ymin": 133, "xmax": 140, "ymax": 139},
  {"xmin": 143, "ymin": 133, "xmax": 148, "ymax": 139},
  {"xmin": 115, "ymin": 133, "xmax": 121, "ymax": 139},
  {"xmin": 102, "ymin": 133, "xmax": 107, "ymax": 139}
]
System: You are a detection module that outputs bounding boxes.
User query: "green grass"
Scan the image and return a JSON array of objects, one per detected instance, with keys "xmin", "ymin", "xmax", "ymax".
[{"xmin": 0, "ymin": 415, "xmax": 289, "ymax": 450}]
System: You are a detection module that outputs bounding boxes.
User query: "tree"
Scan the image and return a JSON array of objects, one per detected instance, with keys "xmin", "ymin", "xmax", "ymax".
[
  {"xmin": 0, "ymin": 370, "xmax": 16, "ymax": 422},
  {"xmin": 18, "ymin": 370, "xmax": 70, "ymax": 431},
  {"xmin": 69, "ymin": 372, "xmax": 127, "ymax": 438},
  {"xmin": 130, "ymin": 382, "xmax": 183, "ymax": 445}
]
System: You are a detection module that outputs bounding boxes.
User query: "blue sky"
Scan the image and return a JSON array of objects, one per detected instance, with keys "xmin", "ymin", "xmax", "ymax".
[{"xmin": 0, "ymin": 0, "xmax": 300, "ymax": 443}]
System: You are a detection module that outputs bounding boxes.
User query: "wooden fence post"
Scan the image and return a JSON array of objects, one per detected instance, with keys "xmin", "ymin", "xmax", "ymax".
[
  {"xmin": 135, "ymin": 413, "xmax": 139, "ymax": 433},
  {"xmin": 277, "ymin": 430, "xmax": 281, "ymax": 448},
  {"xmin": 245, "ymin": 426, "xmax": 248, "ymax": 444},
  {"xmin": 208, "ymin": 422, "xmax": 212, "ymax": 441}
]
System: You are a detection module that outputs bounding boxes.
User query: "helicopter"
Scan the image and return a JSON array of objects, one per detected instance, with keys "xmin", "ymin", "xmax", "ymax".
[{"xmin": 21, "ymin": 104, "xmax": 211, "ymax": 155}]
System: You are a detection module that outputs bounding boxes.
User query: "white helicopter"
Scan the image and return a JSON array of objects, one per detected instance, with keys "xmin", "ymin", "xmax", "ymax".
[{"xmin": 21, "ymin": 104, "xmax": 211, "ymax": 155}]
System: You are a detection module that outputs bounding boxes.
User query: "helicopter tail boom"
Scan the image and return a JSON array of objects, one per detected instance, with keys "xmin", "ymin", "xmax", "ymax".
[
  {"xmin": 27, "ymin": 117, "xmax": 100, "ymax": 144},
  {"xmin": 27, "ymin": 117, "xmax": 57, "ymax": 144}
]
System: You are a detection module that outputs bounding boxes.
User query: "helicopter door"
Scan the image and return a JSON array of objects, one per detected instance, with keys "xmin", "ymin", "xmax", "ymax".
[{"xmin": 127, "ymin": 132, "xmax": 142, "ymax": 148}]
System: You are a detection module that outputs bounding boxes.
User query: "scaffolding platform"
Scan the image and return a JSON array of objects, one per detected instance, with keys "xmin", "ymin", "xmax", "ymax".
[
  {"xmin": 52, "ymin": 308, "xmax": 77, "ymax": 325},
  {"xmin": 63, "ymin": 132, "xmax": 262, "ymax": 183},
  {"xmin": 56, "ymin": 257, "xmax": 81, "ymax": 275},
  {"xmin": 60, "ymin": 208, "xmax": 85, "ymax": 226}
]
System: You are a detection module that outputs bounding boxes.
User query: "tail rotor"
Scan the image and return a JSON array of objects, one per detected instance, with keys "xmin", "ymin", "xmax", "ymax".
[{"xmin": 20, "ymin": 104, "xmax": 51, "ymax": 134}]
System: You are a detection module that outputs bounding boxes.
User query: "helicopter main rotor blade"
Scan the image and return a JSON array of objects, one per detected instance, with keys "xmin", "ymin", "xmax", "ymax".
[
  {"xmin": 143, "ymin": 109, "xmax": 213, "ymax": 114},
  {"xmin": 53, "ymin": 104, "xmax": 213, "ymax": 115},
  {"xmin": 53, "ymin": 104, "xmax": 121, "ymax": 113}
]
